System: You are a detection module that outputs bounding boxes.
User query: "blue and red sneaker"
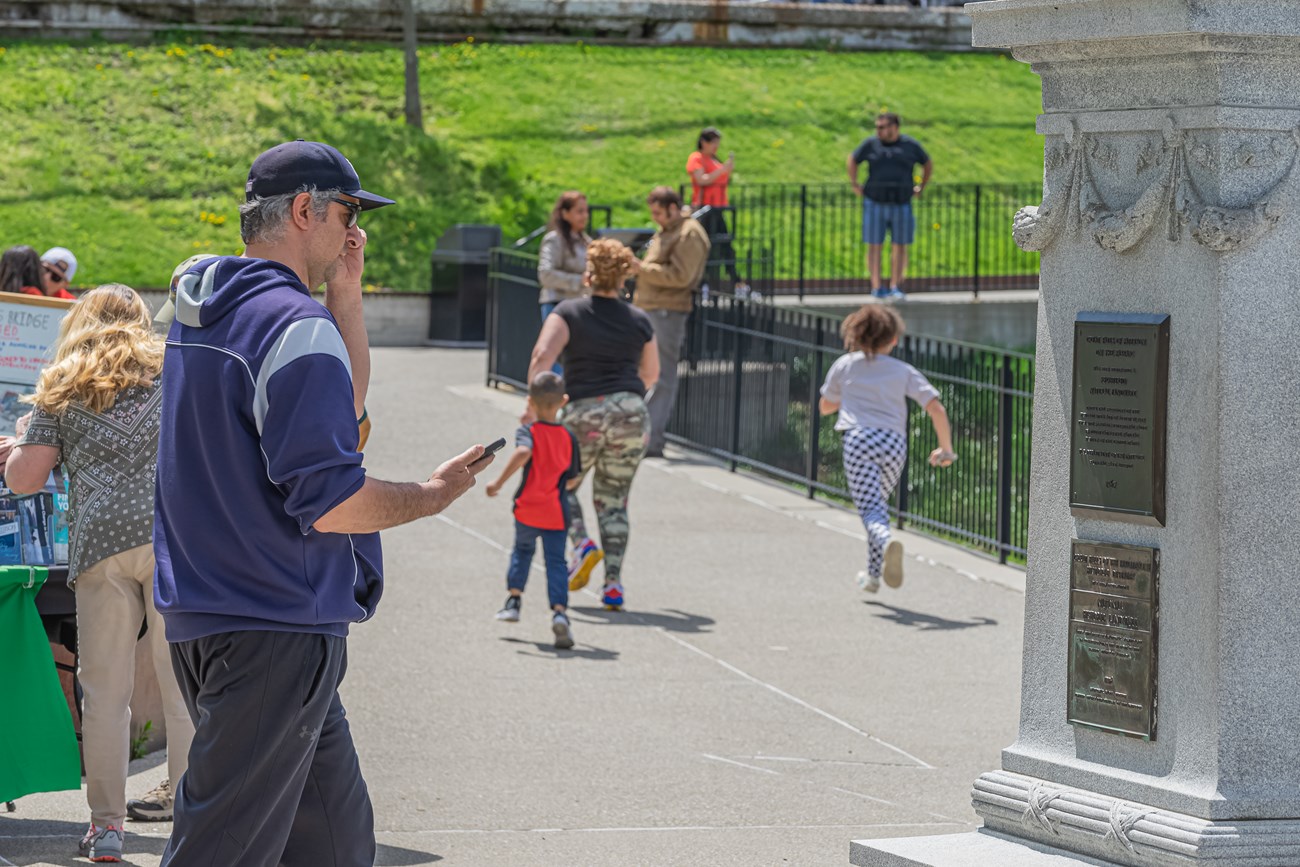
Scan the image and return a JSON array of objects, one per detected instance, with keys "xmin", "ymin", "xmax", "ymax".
[
  {"xmin": 601, "ymin": 582, "xmax": 624, "ymax": 611},
  {"xmin": 568, "ymin": 539, "xmax": 603, "ymax": 591}
]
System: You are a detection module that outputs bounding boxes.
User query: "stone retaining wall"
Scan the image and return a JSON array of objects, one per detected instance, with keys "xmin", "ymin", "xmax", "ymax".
[{"xmin": 2, "ymin": 0, "xmax": 977, "ymax": 53}]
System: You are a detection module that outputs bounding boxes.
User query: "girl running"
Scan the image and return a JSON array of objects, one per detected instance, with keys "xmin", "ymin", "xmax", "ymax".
[{"xmin": 819, "ymin": 305, "xmax": 955, "ymax": 592}]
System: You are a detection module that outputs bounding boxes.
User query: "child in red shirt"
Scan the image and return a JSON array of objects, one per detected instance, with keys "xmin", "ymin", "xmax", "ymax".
[{"xmin": 486, "ymin": 371, "xmax": 582, "ymax": 648}]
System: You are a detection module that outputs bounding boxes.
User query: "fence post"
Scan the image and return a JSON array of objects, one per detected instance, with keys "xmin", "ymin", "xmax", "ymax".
[
  {"xmin": 972, "ymin": 184, "xmax": 982, "ymax": 299},
  {"xmin": 806, "ymin": 318, "xmax": 823, "ymax": 499},
  {"xmin": 996, "ymin": 353, "xmax": 1014, "ymax": 564},
  {"xmin": 798, "ymin": 184, "xmax": 808, "ymax": 301},
  {"xmin": 730, "ymin": 299, "xmax": 744, "ymax": 472}
]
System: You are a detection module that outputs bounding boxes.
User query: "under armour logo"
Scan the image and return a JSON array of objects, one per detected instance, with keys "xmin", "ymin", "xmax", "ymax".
[{"xmin": 299, "ymin": 726, "xmax": 319, "ymax": 741}]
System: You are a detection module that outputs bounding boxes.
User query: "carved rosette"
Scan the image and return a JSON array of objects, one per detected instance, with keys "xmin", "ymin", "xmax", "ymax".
[
  {"xmin": 974, "ymin": 770, "xmax": 1300, "ymax": 865},
  {"xmin": 1014, "ymin": 123, "xmax": 1300, "ymax": 254}
]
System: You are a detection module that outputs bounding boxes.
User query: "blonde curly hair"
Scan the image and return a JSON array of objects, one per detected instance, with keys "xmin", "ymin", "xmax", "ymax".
[
  {"xmin": 25, "ymin": 284, "xmax": 164, "ymax": 415},
  {"xmin": 585, "ymin": 238, "xmax": 638, "ymax": 292}
]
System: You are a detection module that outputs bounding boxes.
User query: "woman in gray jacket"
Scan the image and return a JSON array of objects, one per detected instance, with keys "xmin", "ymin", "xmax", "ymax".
[{"xmin": 538, "ymin": 191, "xmax": 592, "ymax": 320}]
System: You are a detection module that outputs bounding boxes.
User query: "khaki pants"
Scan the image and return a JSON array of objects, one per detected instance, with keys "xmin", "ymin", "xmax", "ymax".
[{"xmin": 76, "ymin": 543, "xmax": 193, "ymax": 827}]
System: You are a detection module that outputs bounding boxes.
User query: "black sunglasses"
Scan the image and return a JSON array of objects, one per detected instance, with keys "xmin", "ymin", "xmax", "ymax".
[
  {"xmin": 330, "ymin": 197, "xmax": 361, "ymax": 229},
  {"xmin": 43, "ymin": 266, "xmax": 66, "ymax": 284}
]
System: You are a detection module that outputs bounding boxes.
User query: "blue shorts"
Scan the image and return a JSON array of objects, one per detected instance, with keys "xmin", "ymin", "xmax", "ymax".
[{"xmin": 862, "ymin": 200, "xmax": 915, "ymax": 246}]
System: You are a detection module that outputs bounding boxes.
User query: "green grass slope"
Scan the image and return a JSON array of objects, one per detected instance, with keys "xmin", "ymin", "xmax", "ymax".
[{"xmin": 0, "ymin": 39, "xmax": 1043, "ymax": 290}]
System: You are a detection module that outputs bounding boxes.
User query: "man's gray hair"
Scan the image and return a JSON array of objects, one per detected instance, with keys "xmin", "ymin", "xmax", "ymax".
[{"xmin": 239, "ymin": 185, "xmax": 340, "ymax": 245}]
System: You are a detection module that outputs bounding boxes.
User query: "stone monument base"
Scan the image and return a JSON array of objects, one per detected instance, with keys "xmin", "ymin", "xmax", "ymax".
[{"xmin": 851, "ymin": 830, "xmax": 1119, "ymax": 867}]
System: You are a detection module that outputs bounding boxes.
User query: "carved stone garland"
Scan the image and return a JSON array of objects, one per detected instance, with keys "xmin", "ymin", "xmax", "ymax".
[{"xmin": 1013, "ymin": 122, "xmax": 1300, "ymax": 254}]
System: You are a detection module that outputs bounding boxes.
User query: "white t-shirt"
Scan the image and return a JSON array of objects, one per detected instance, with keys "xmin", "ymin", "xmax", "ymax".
[{"xmin": 820, "ymin": 351, "xmax": 940, "ymax": 434}]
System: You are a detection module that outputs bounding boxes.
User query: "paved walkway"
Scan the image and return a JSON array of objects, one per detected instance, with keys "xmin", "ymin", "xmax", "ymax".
[{"xmin": 1, "ymin": 348, "xmax": 1025, "ymax": 866}]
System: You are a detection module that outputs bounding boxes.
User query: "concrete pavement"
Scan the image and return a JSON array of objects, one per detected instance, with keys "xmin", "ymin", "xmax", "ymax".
[{"xmin": 1, "ymin": 348, "xmax": 1025, "ymax": 866}]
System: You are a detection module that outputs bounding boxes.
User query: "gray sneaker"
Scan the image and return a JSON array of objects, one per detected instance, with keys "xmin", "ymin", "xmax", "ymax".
[
  {"xmin": 127, "ymin": 778, "xmax": 173, "ymax": 821},
  {"xmin": 495, "ymin": 595, "xmax": 521, "ymax": 622},
  {"xmin": 552, "ymin": 612, "xmax": 575, "ymax": 650},
  {"xmin": 79, "ymin": 824, "xmax": 124, "ymax": 862},
  {"xmin": 883, "ymin": 540, "xmax": 905, "ymax": 588}
]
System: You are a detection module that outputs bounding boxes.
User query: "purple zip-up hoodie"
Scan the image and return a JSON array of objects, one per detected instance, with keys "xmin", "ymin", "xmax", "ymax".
[{"xmin": 153, "ymin": 256, "xmax": 382, "ymax": 642}]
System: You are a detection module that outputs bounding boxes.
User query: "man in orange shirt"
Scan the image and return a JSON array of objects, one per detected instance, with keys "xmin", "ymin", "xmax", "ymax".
[{"xmin": 687, "ymin": 127, "xmax": 748, "ymax": 294}]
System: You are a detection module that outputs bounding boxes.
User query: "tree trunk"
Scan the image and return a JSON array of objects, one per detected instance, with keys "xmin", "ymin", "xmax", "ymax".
[{"xmin": 402, "ymin": 0, "xmax": 423, "ymax": 129}]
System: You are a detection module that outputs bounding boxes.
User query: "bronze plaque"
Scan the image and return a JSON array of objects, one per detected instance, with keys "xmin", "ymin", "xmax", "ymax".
[
  {"xmin": 1070, "ymin": 314, "xmax": 1170, "ymax": 526},
  {"xmin": 1068, "ymin": 540, "xmax": 1158, "ymax": 740}
]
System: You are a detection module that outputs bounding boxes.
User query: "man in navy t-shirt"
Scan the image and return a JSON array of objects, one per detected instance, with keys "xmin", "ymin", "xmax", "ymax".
[{"xmin": 846, "ymin": 113, "xmax": 934, "ymax": 299}]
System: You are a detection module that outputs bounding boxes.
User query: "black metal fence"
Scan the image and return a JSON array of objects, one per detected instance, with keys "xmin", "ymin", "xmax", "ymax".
[
  {"xmin": 487, "ymin": 249, "xmax": 1034, "ymax": 563},
  {"xmin": 686, "ymin": 182, "xmax": 1042, "ymax": 297}
]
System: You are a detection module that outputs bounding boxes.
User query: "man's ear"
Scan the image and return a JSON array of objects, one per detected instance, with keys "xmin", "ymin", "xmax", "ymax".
[{"xmin": 290, "ymin": 191, "xmax": 315, "ymax": 231}]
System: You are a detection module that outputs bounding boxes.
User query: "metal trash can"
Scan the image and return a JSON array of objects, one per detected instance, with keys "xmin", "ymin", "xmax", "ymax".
[{"xmin": 428, "ymin": 224, "xmax": 503, "ymax": 345}]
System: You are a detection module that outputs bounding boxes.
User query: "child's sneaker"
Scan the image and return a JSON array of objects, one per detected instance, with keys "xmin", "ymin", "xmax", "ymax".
[
  {"xmin": 568, "ymin": 539, "xmax": 603, "ymax": 591},
  {"xmin": 80, "ymin": 824, "xmax": 124, "ymax": 862},
  {"xmin": 552, "ymin": 611, "xmax": 575, "ymax": 649},
  {"xmin": 601, "ymin": 582, "xmax": 624, "ymax": 610},
  {"xmin": 856, "ymin": 571, "xmax": 881, "ymax": 593},
  {"xmin": 495, "ymin": 595, "xmax": 521, "ymax": 622},
  {"xmin": 882, "ymin": 540, "xmax": 905, "ymax": 588}
]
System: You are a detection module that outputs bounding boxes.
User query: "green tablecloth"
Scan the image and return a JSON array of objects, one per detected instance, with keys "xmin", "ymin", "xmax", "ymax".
[{"xmin": 0, "ymin": 567, "xmax": 81, "ymax": 802}]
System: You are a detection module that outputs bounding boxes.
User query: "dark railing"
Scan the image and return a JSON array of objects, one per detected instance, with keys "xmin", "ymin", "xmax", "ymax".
[
  {"xmin": 487, "ymin": 251, "xmax": 1034, "ymax": 563},
  {"xmin": 680, "ymin": 181, "xmax": 1043, "ymax": 298}
]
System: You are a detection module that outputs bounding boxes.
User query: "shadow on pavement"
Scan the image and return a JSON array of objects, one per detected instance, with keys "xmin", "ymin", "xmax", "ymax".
[
  {"xmin": 863, "ymin": 601, "xmax": 998, "ymax": 631},
  {"xmin": 377, "ymin": 842, "xmax": 444, "ymax": 864},
  {"xmin": 570, "ymin": 606, "xmax": 715, "ymax": 634},
  {"xmin": 0, "ymin": 817, "xmax": 167, "ymax": 866},
  {"xmin": 498, "ymin": 636, "xmax": 620, "ymax": 661}
]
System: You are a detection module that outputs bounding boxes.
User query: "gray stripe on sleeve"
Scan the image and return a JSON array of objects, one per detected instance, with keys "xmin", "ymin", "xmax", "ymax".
[{"xmin": 252, "ymin": 317, "xmax": 354, "ymax": 436}]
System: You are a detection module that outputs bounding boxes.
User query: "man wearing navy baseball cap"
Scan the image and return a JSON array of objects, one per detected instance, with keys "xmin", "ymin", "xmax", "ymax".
[{"xmin": 155, "ymin": 141, "xmax": 495, "ymax": 867}]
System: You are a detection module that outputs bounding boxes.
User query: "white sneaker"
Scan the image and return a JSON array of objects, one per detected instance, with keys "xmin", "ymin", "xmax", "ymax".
[
  {"xmin": 883, "ymin": 540, "xmax": 905, "ymax": 589},
  {"xmin": 856, "ymin": 571, "xmax": 881, "ymax": 593}
]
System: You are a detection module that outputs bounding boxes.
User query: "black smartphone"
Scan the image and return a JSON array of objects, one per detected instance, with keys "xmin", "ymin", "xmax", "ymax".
[{"xmin": 471, "ymin": 437, "xmax": 507, "ymax": 466}]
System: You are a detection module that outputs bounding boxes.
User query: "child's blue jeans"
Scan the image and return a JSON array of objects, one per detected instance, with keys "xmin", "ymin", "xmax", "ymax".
[{"xmin": 507, "ymin": 520, "xmax": 568, "ymax": 609}]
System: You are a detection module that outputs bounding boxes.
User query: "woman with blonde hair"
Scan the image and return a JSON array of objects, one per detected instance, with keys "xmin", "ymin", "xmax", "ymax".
[
  {"xmin": 6, "ymin": 284, "xmax": 194, "ymax": 863},
  {"xmin": 819, "ymin": 304, "xmax": 956, "ymax": 593},
  {"xmin": 528, "ymin": 238, "xmax": 659, "ymax": 612}
]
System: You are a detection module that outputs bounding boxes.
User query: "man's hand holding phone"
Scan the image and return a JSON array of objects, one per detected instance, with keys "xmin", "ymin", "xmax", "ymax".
[{"xmin": 428, "ymin": 439, "xmax": 501, "ymax": 504}]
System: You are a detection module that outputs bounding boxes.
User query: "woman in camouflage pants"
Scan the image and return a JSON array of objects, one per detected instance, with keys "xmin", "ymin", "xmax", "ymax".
[{"xmin": 528, "ymin": 239, "xmax": 660, "ymax": 610}]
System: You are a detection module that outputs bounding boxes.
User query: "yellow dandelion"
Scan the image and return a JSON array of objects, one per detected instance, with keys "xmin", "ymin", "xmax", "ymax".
[
  {"xmin": 126, "ymin": 50, "xmax": 135, "ymax": 58},
  {"xmin": 95, "ymin": 63, "xmax": 104, "ymax": 70},
  {"xmin": 301, "ymin": 73, "xmax": 310, "ymax": 81},
  {"xmin": 580, "ymin": 123, "xmax": 598, "ymax": 133},
  {"xmin": 933, "ymin": 222, "xmax": 941, "ymax": 230},
  {"xmin": 467, "ymin": 36, "xmax": 475, "ymax": 43},
  {"xmin": 771, "ymin": 138, "xmax": 785, "ymax": 149}
]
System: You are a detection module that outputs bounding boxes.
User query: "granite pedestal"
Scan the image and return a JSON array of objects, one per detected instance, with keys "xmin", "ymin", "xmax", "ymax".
[{"xmin": 854, "ymin": 1, "xmax": 1300, "ymax": 864}]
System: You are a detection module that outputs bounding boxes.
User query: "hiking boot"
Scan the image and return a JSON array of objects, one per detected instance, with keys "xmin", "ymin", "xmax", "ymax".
[
  {"xmin": 80, "ymin": 824, "xmax": 124, "ymax": 862},
  {"xmin": 552, "ymin": 611, "xmax": 575, "ymax": 650},
  {"xmin": 568, "ymin": 540, "xmax": 603, "ymax": 591},
  {"xmin": 495, "ymin": 595, "xmax": 521, "ymax": 622},
  {"xmin": 601, "ymin": 582, "xmax": 624, "ymax": 611},
  {"xmin": 856, "ymin": 571, "xmax": 881, "ymax": 593},
  {"xmin": 127, "ymin": 778, "xmax": 173, "ymax": 822},
  {"xmin": 883, "ymin": 540, "xmax": 905, "ymax": 589}
]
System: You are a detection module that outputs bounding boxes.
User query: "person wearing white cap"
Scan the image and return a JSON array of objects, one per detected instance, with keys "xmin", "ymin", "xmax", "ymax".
[{"xmin": 39, "ymin": 247, "xmax": 78, "ymax": 299}]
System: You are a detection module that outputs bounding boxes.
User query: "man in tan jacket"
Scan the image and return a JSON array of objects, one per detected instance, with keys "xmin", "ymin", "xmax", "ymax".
[{"xmin": 633, "ymin": 186, "xmax": 711, "ymax": 457}]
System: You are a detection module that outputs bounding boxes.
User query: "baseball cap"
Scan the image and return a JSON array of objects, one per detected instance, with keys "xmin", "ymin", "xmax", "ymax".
[
  {"xmin": 154, "ymin": 254, "xmax": 220, "ymax": 332},
  {"xmin": 246, "ymin": 140, "xmax": 395, "ymax": 211},
  {"xmin": 41, "ymin": 247, "xmax": 78, "ymax": 282}
]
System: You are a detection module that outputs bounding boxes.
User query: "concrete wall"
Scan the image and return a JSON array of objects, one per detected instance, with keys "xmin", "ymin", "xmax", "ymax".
[
  {"xmin": 137, "ymin": 289, "xmax": 433, "ymax": 347},
  {"xmin": 1, "ymin": 0, "xmax": 977, "ymax": 53}
]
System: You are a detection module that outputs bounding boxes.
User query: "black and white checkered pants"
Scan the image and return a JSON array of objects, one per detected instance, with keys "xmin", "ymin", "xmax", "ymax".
[{"xmin": 842, "ymin": 426, "xmax": 907, "ymax": 578}]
